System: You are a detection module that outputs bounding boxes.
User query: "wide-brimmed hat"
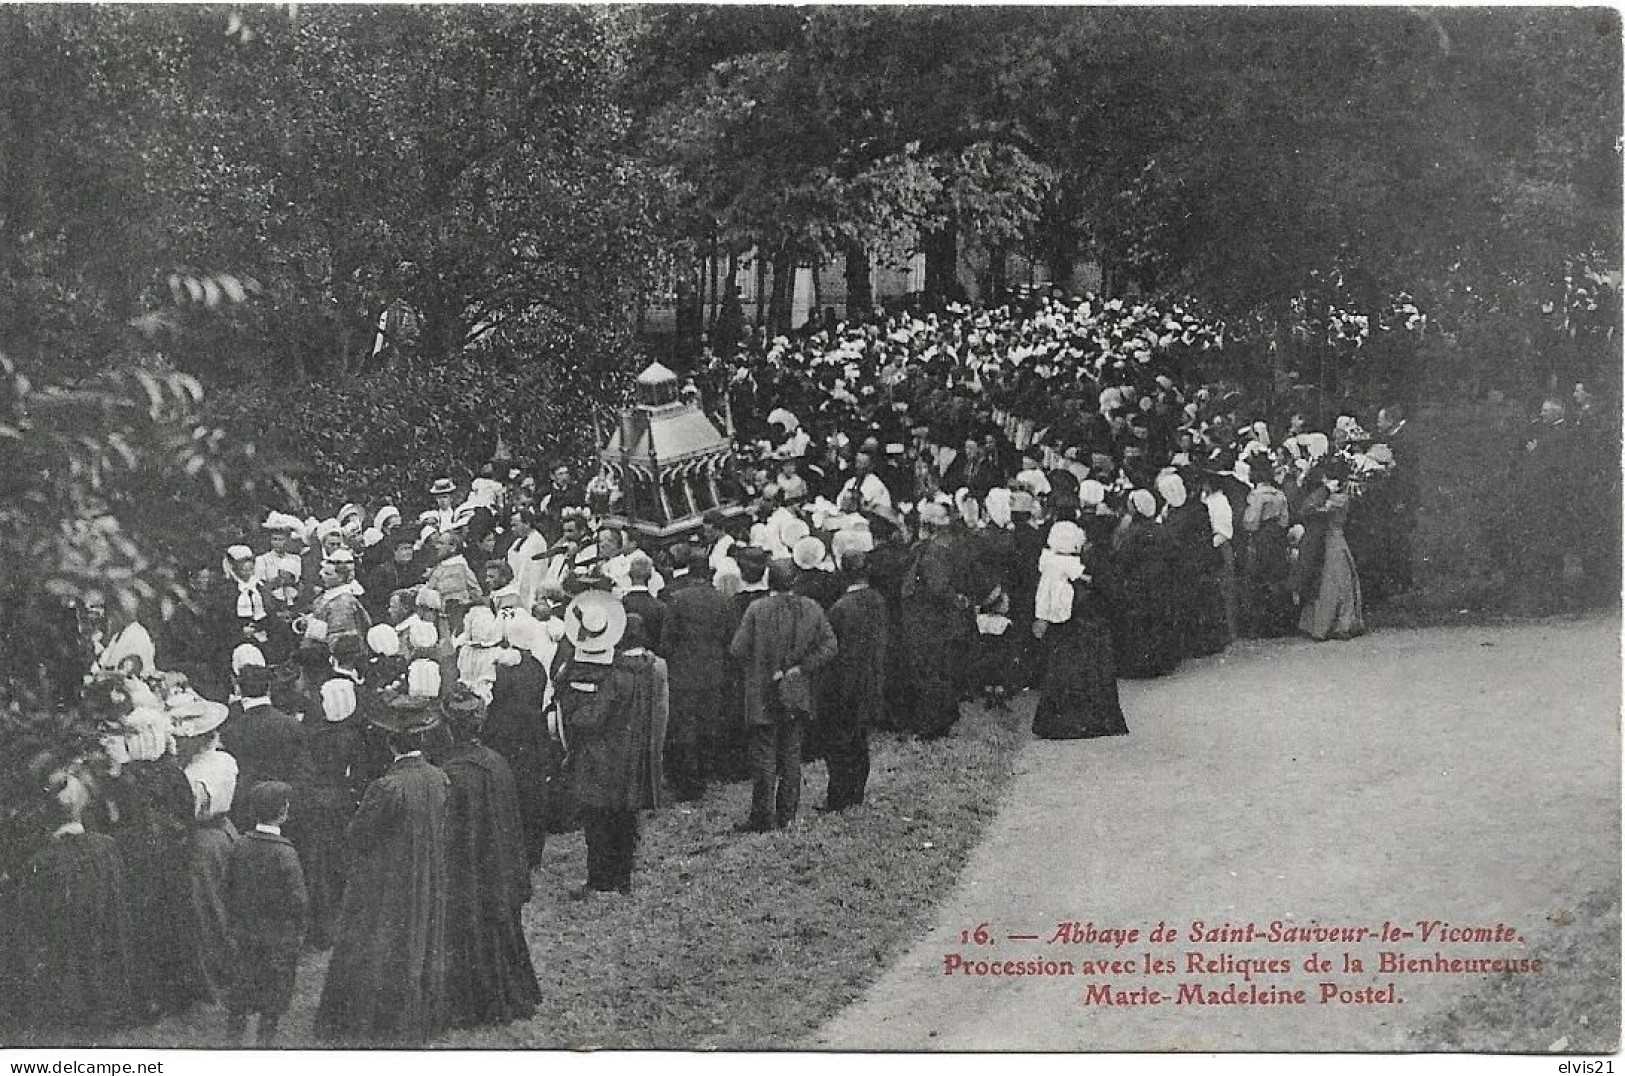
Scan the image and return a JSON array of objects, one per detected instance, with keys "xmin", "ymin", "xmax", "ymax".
[
  {"xmin": 792, "ymin": 535, "xmax": 828, "ymax": 571},
  {"xmin": 168, "ymin": 692, "xmax": 229, "ymax": 738},
  {"xmin": 371, "ymin": 693, "xmax": 443, "ymax": 736},
  {"xmin": 563, "ymin": 590, "xmax": 626, "ymax": 656},
  {"xmin": 428, "ymin": 477, "xmax": 457, "ymax": 497}
]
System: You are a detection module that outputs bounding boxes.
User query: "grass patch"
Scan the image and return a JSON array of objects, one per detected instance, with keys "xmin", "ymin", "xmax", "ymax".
[
  {"xmin": 1411, "ymin": 884, "xmax": 1622, "ymax": 1053},
  {"xmin": 88, "ymin": 698, "xmax": 1031, "ymax": 1050}
]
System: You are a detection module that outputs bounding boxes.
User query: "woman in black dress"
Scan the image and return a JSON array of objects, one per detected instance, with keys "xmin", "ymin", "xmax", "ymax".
[
  {"xmin": 1110, "ymin": 488, "xmax": 1180, "ymax": 677},
  {"xmin": 1031, "ymin": 521, "xmax": 1129, "ymax": 741}
]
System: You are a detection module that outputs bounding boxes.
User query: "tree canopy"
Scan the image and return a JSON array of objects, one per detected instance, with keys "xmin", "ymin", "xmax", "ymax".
[
  {"xmin": 632, "ymin": 7, "xmax": 1620, "ymax": 319},
  {"xmin": 0, "ymin": 4, "xmax": 1617, "ymax": 718}
]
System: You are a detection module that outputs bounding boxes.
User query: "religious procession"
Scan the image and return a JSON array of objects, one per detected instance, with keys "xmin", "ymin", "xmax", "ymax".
[
  {"xmin": 1, "ymin": 4, "xmax": 1618, "ymax": 1059},
  {"xmin": 4, "ymin": 286, "xmax": 1464, "ymax": 1044}
]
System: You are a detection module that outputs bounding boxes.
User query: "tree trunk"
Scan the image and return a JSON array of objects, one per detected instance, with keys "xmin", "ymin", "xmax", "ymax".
[
  {"xmin": 844, "ymin": 241, "xmax": 873, "ymax": 321},
  {"xmin": 712, "ymin": 256, "xmax": 744, "ymax": 356},
  {"xmin": 923, "ymin": 223, "xmax": 961, "ymax": 306},
  {"xmin": 983, "ymin": 244, "xmax": 1008, "ymax": 306},
  {"xmin": 674, "ymin": 266, "xmax": 702, "ymax": 366},
  {"xmin": 810, "ymin": 255, "xmax": 823, "ymax": 329},
  {"xmin": 707, "ymin": 233, "xmax": 720, "ymax": 331},
  {"xmin": 755, "ymin": 251, "xmax": 768, "ymax": 328},
  {"xmin": 768, "ymin": 248, "xmax": 795, "ymax": 336},
  {"xmin": 417, "ymin": 296, "xmax": 459, "ymax": 367}
]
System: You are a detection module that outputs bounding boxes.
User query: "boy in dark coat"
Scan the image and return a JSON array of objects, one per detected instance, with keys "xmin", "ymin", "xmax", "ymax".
[{"xmin": 224, "ymin": 781, "xmax": 308, "ymax": 1047}]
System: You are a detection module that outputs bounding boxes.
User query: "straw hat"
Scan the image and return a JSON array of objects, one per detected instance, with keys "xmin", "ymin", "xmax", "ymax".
[
  {"xmin": 792, "ymin": 535, "xmax": 828, "ymax": 571},
  {"xmin": 563, "ymin": 590, "xmax": 626, "ymax": 656},
  {"xmin": 168, "ymin": 692, "xmax": 229, "ymax": 738}
]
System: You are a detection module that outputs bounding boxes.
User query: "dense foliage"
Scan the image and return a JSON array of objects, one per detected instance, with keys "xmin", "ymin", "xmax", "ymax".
[
  {"xmin": 632, "ymin": 7, "xmax": 1621, "ymax": 392},
  {"xmin": 0, "ymin": 6, "xmax": 1617, "ymax": 733}
]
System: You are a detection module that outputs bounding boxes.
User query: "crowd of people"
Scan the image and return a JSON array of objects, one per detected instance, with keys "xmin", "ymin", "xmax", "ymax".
[{"xmin": 4, "ymin": 292, "xmax": 1438, "ymax": 1045}]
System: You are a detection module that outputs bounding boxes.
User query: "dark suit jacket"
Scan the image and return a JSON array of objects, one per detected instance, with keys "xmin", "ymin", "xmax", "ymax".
[
  {"xmin": 660, "ymin": 578, "xmax": 738, "ymax": 734},
  {"xmin": 823, "ymin": 584, "xmax": 889, "ymax": 727},
  {"xmin": 621, "ymin": 588, "xmax": 666, "ymax": 652},
  {"xmin": 221, "ymin": 702, "xmax": 305, "ymax": 827},
  {"xmin": 728, "ymin": 592, "xmax": 838, "ymax": 727},
  {"xmin": 226, "ymin": 829, "xmax": 308, "ymax": 942}
]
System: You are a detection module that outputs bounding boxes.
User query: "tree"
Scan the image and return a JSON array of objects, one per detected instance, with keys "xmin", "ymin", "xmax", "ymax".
[
  {"xmin": 631, "ymin": 7, "xmax": 1059, "ymax": 326},
  {"xmin": 1, "ymin": 6, "xmax": 664, "ymax": 386}
]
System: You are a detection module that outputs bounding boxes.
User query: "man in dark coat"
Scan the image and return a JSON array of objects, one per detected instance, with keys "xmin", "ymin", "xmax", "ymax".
[
  {"xmin": 221, "ymin": 664, "xmax": 305, "ymax": 830},
  {"xmin": 728, "ymin": 560, "xmax": 838, "ymax": 831},
  {"xmin": 360, "ymin": 533, "xmax": 424, "ymax": 617},
  {"xmin": 866, "ymin": 526, "xmax": 915, "ymax": 729},
  {"xmin": 224, "ymin": 781, "xmax": 307, "ymax": 1047},
  {"xmin": 819, "ymin": 551, "xmax": 888, "ymax": 812},
  {"xmin": 717, "ymin": 546, "xmax": 772, "ymax": 779},
  {"xmin": 314, "ymin": 695, "xmax": 451, "ymax": 1046},
  {"xmin": 436, "ymin": 689, "xmax": 542, "ymax": 1028},
  {"xmin": 620, "ymin": 553, "xmax": 666, "ymax": 652},
  {"xmin": 658, "ymin": 546, "xmax": 740, "ymax": 801}
]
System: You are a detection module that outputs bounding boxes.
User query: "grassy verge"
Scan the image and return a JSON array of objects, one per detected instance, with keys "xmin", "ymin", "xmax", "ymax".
[
  {"xmin": 1411, "ymin": 884, "xmax": 1622, "ymax": 1053},
  {"xmin": 91, "ymin": 698, "xmax": 1031, "ymax": 1050}
]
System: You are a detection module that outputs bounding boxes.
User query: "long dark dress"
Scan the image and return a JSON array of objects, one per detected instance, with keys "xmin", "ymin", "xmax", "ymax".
[
  {"xmin": 1111, "ymin": 517, "xmax": 1180, "ymax": 678},
  {"xmin": 1174, "ymin": 502, "xmax": 1228, "ymax": 657},
  {"xmin": 105, "ymin": 758, "xmax": 198, "ymax": 1018},
  {"xmin": 1159, "ymin": 501, "xmax": 1212, "ymax": 658},
  {"xmin": 868, "ymin": 541, "xmax": 914, "ymax": 730},
  {"xmin": 438, "ymin": 742, "xmax": 542, "ymax": 1028},
  {"xmin": 900, "ymin": 535, "xmax": 973, "ymax": 737},
  {"xmin": 1242, "ymin": 493, "xmax": 1295, "ymax": 638},
  {"xmin": 1033, "ymin": 576, "xmax": 1129, "ymax": 741},
  {"xmin": 485, "ymin": 654, "xmax": 557, "ymax": 868},
  {"xmin": 14, "ymin": 830, "xmax": 135, "ymax": 1037},
  {"xmin": 314, "ymin": 754, "xmax": 451, "ymax": 1046}
]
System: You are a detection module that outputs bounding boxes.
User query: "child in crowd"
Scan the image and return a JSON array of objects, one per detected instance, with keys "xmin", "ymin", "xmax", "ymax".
[{"xmin": 224, "ymin": 781, "xmax": 308, "ymax": 1047}]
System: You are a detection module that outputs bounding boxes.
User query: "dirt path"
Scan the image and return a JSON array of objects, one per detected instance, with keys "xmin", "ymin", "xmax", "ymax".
[{"xmin": 812, "ymin": 614, "xmax": 1621, "ymax": 1051}]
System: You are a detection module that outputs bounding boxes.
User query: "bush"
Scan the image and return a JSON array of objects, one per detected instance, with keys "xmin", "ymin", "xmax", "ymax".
[{"xmin": 207, "ymin": 351, "xmax": 636, "ymax": 515}]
